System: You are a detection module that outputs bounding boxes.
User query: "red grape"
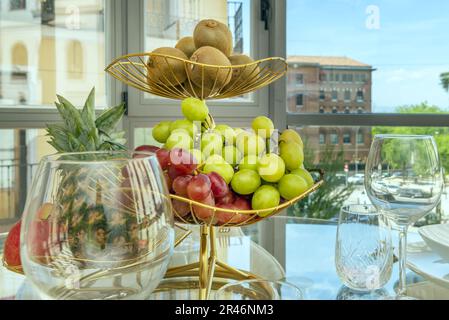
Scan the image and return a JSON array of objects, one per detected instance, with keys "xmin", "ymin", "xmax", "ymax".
[
  {"xmin": 172, "ymin": 175, "xmax": 193, "ymax": 196},
  {"xmin": 156, "ymin": 148, "xmax": 170, "ymax": 170},
  {"xmin": 135, "ymin": 145, "xmax": 160, "ymax": 153},
  {"xmin": 172, "ymin": 199, "xmax": 191, "ymax": 217},
  {"xmin": 186, "ymin": 174, "xmax": 211, "ymax": 201},
  {"xmin": 163, "ymin": 171, "xmax": 173, "ymax": 192},
  {"xmin": 168, "ymin": 165, "xmax": 184, "ymax": 181},
  {"xmin": 207, "ymin": 172, "xmax": 229, "ymax": 198},
  {"xmin": 192, "ymin": 191, "xmax": 215, "ymax": 222},
  {"xmin": 215, "ymin": 203, "xmax": 250, "ymax": 225},
  {"xmin": 216, "ymin": 190, "xmax": 236, "ymax": 205},
  {"xmin": 233, "ymin": 196, "xmax": 252, "ymax": 211},
  {"xmin": 170, "ymin": 148, "xmax": 198, "ymax": 175}
]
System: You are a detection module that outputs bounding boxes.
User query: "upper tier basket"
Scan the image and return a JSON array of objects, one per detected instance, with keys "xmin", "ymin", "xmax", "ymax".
[{"xmin": 105, "ymin": 53, "xmax": 288, "ymax": 100}]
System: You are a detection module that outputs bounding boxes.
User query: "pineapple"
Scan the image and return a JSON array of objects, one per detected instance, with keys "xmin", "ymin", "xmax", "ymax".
[{"xmin": 46, "ymin": 87, "xmax": 140, "ymax": 264}]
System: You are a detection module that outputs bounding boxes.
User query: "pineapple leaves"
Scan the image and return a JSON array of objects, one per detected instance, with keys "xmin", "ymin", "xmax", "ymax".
[
  {"xmin": 47, "ymin": 88, "xmax": 127, "ymax": 153},
  {"xmin": 96, "ymin": 103, "xmax": 126, "ymax": 135}
]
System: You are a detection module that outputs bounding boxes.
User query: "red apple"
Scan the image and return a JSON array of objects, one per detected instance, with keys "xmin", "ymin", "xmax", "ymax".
[{"xmin": 3, "ymin": 220, "xmax": 22, "ymax": 268}]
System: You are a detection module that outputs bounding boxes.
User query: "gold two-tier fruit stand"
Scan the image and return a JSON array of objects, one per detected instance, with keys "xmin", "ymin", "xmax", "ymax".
[{"xmin": 105, "ymin": 53, "xmax": 324, "ymax": 299}]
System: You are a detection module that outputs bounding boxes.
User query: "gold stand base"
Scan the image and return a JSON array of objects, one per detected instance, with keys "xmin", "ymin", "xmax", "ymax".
[{"xmin": 165, "ymin": 225, "xmax": 258, "ymax": 300}]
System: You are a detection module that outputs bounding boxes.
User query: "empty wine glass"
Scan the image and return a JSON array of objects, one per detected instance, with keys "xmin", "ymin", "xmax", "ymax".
[
  {"xmin": 365, "ymin": 135, "xmax": 443, "ymax": 297},
  {"xmin": 215, "ymin": 280, "xmax": 303, "ymax": 300},
  {"xmin": 335, "ymin": 204, "xmax": 393, "ymax": 292},
  {"xmin": 20, "ymin": 151, "xmax": 174, "ymax": 299}
]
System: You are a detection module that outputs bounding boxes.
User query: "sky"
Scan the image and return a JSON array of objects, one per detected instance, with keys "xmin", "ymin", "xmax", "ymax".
[{"xmin": 286, "ymin": 0, "xmax": 449, "ymax": 112}]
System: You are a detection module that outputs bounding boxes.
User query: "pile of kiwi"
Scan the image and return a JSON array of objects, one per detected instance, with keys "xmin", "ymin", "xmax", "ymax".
[{"xmin": 146, "ymin": 19, "xmax": 260, "ymax": 96}]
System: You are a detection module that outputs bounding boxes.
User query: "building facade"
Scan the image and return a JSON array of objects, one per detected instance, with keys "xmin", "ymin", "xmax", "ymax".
[{"xmin": 287, "ymin": 56, "xmax": 375, "ymax": 168}]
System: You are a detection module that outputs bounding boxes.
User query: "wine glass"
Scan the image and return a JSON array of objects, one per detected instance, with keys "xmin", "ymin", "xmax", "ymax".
[
  {"xmin": 365, "ymin": 135, "xmax": 443, "ymax": 297},
  {"xmin": 335, "ymin": 204, "xmax": 393, "ymax": 293},
  {"xmin": 20, "ymin": 151, "xmax": 174, "ymax": 300},
  {"xmin": 214, "ymin": 280, "xmax": 303, "ymax": 300}
]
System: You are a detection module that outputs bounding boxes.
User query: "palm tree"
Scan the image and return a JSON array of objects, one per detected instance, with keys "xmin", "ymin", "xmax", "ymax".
[{"xmin": 441, "ymin": 72, "xmax": 449, "ymax": 92}]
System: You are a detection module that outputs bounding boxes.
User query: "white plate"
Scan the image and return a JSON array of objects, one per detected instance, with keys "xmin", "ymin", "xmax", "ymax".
[
  {"xmin": 407, "ymin": 241, "xmax": 449, "ymax": 289},
  {"xmin": 418, "ymin": 224, "xmax": 449, "ymax": 261}
]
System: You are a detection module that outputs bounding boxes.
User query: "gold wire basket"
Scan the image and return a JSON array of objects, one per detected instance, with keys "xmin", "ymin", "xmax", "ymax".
[
  {"xmin": 103, "ymin": 52, "xmax": 321, "ymax": 300},
  {"xmin": 170, "ymin": 169, "xmax": 324, "ymax": 227},
  {"xmin": 105, "ymin": 53, "xmax": 288, "ymax": 100}
]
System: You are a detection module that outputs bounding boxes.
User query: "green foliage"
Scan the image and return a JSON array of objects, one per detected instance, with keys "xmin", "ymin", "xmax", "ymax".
[
  {"xmin": 441, "ymin": 72, "xmax": 449, "ymax": 92},
  {"xmin": 373, "ymin": 102, "xmax": 449, "ymax": 173},
  {"xmin": 288, "ymin": 139, "xmax": 354, "ymax": 220}
]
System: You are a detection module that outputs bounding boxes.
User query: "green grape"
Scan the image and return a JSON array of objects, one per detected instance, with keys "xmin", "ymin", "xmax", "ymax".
[
  {"xmin": 236, "ymin": 132, "xmax": 266, "ymax": 156},
  {"xmin": 201, "ymin": 132, "xmax": 223, "ymax": 158},
  {"xmin": 152, "ymin": 121, "xmax": 171, "ymax": 143},
  {"xmin": 215, "ymin": 124, "xmax": 236, "ymax": 145},
  {"xmin": 238, "ymin": 155, "xmax": 259, "ymax": 172},
  {"xmin": 205, "ymin": 154, "xmax": 226, "ymax": 164},
  {"xmin": 170, "ymin": 119, "xmax": 197, "ymax": 137},
  {"xmin": 252, "ymin": 185, "xmax": 280, "ymax": 217},
  {"xmin": 258, "ymin": 153, "xmax": 285, "ymax": 183},
  {"xmin": 252, "ymin": 116, "xmax": 274, "ymax": 139},
  {"xmin": 290, "ymin": 168, "xmax": 314, "ymax": 187},
  {"xmin": 279, "ymin": 129, "xmax": 303, "ymax": 148},
  {"xmin": 203, "ymin": 162, "xmax": 234, "ymax": 184},
  {"xmin": 222, "ymin": 145, "xmax": 243, "ymax": 166},
  {"xmin": 181, "ymin": 97, "xmax": 209, "ymax": 122},
  {"xmin": 279, "ymin": 141, "xmax": 304, "ymax": 171},
  {"xmin": 278, "ymin": 174, "xmax": 308, "ymax": 200},
  {"xmin": 165, "ymin": 130, "xmax": 193, "ymax": 150},
  {"xmin": 230, "ymin": 169, "xmax": 261, "ymax": 195}
]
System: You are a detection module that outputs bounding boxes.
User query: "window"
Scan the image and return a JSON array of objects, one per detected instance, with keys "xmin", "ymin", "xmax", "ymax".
[
  {"xmin": 357, "ymin": 90, "xmax": 364, "ymax": 102},
  {"xmin": 319, "ymin": 133, "xmax": 325, "ymax": 144},
  {"xmin": 357, "ymin": 132, "xmax": 364, "ymax": 145},
  {"xmin": 335, "ymin": 73, "xmax": 340, "ymax": 82},
  {"xmin": 296, "ymin": 73, "xmax": 304, "ymax": 85},
  {"xmin": 319, "ymin": 106, "xmax": 325, "ymax": 113},
  {"xmin": 67, "ymin": 40, "xmax": 84, "ymax": 79},
  {"xmin": 296, "ymin": 94, "xmax": 304, "ymax": 107},
  {"xmin": 331, "ymin": 90, "xmax": 338, "ymax": 101},
  {"xmin": 343, "ymin": 133, "xmax": 351, "ymax": 144},
  {"xmin": 319, "ymin": 90, "xmax": 325, "ymax": 101},
  {"xmin": 344, "ymin": 89, "xmax": 351, "ymax": 102},
  {"xmin": 9, "ymin": 0, "xmax": 26, "ymax": 11},
  {"xmin": 330, "ymin": 133, "xmax": 339, "ymax": 145},
  {"xmin": 0, "ymin": 0, "xmax": 107, "ymax": 107},
  {"xmin": 332, "ymin": 106, "xmax": 338, "ymax": 114}
]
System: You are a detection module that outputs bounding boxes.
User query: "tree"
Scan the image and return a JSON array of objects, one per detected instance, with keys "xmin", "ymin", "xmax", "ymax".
[
  {"xmin": 441, "ymin": 72, "xmax": 449, "ymax": 92},
  {"xmin": 288, "ymin": 142, "xmax": 354, "ymax": 220},
  {"xmin": 372, "ymin": 102, "xmax": 449, "ymax": 173}
]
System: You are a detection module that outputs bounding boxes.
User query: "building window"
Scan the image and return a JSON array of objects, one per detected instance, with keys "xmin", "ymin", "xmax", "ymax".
[
  {"xmin": 342, "ymin": 73, "xmax": 354, "ymax": 83},
  {"xmin": 344, "ymin": 89, "xmax": 351, "ymax": 102},
  {"xmin": 10, "ymin": 0, "xmax": 26, "ymax": 10},
  {"xmin": 319, "ymin": 106, "xmax": 325, "ymax": 113},
  {"xmin": 67, "ymin": 40, "xmax": 84, "ymax": 79},
  {"xmin": 335, "ymin": 73, "xmax": 340, "ymax": 82},
  {"xmin": 357, "ymin": 106, "xmax": 364, "ymax": 114},
  {"xmin": 330, "ymin": 133, "xmax": 338, "ymax": 145},
  {"xmin": 343, "ymin": 133, "xmax": 351, "ymax": 144},
  {"xmin": 319, "ymin": 133, "xmax": 325, "ymax": 145},
  {"xmin": 331, "ymin": 90, "xmax": 338, "ymax": 101},
  {"xmin": 332, "ymin": 106, "xmax": 338, "ymax": 114},
  {"xmin": 296, "ymin": 94, "xmax": 304, "ymax": 107},
  {"xmin": 319, "ymin": 90, "xmax": 325, "ymax": 101},
  {"xmin": 319, "ymin": 72, "xmax": 326, "ymax": 82},
  {"xmin": 357, "ymin": 89, "xmax": 364, "ymax": 102},
  {"xmin": 295, "ymin": 73, "xmax": 304, "ymax": 85},
  {"xmin": 357, "ymin": 133, "xmax": 364, "ymax": 145},
  {"xmin": 344, "ymin": 106, "xmax": 350, "ymax": 114}
]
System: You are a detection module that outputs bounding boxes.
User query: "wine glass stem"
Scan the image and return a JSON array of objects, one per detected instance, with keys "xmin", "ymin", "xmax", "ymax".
[{"xmin": 398, "ymin": 226, "xmax": 408, "ymax": 296}]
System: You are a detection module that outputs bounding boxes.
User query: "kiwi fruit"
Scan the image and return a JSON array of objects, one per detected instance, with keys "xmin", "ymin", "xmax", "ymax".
[
  {"xmin": 147, "ymin": 47, "xmax": 188, "ymax": 86},
  {"xmin": 224, "ymin": 54, "xmax": 260, "ymax": 90},
  {"xmin": 193, "ymin": 19, "xmax": 233, "ymax": 56},
  {"xmin": 188, "ymin": 46, "xmax": 232, "ymax": 91},
  {"xmin": 175, "ymin": 36, "xmax": 196, "ymax": 58}
]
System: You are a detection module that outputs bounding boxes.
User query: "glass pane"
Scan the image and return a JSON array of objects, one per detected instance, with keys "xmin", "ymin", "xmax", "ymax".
[
  {"xmin": 0, "ymin": 0, "xmax": 106, "ymax": 108},
  {"xmin": 0, "ymin": 129, "xmax": 55, "ymax": 232},
  {"xmin": 287, "ymin": 0, "xmax": 449, "ymax": 114},
  {"xmin": 288, "ymin": 125, "xmax": 448, "ymax": 227},
  {"xmin": 143, "ymin": 0, "xmax": 252, "ymax": 101}
]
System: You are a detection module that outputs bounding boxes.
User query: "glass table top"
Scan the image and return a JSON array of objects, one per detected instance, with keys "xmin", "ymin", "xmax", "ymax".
[{"xmin": 1, "ymin": 216, "xmax": 448, "ymax": 300}]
